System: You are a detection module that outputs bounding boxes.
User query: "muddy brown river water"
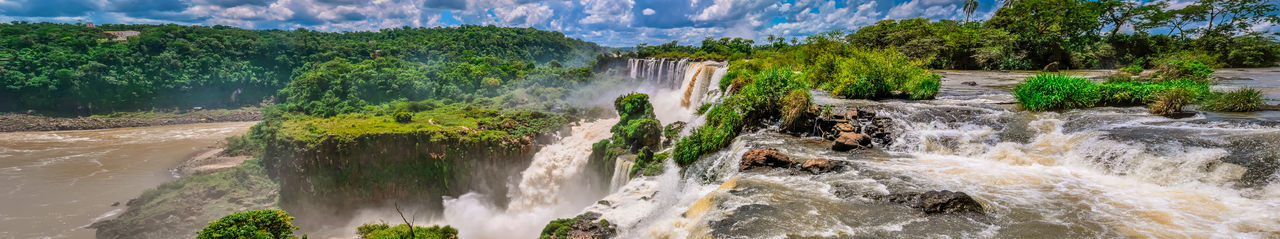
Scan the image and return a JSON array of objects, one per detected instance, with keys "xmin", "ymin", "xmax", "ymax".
[{"xmin": 0, "ymin": 122, "xmax": 255, "ymax": 238}]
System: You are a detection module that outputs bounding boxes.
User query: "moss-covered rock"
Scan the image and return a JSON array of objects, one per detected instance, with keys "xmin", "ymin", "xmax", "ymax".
[
  {"xmin": 356, "ymin": 223, "xmax": 459, "ymax": 239},
  {"xmin": 588, "ymin": 93, "xmax": 666, "ymax": 181},
  {"xmin": 538, "ymin": 212, "xmax": 615, "ymax": 239}
]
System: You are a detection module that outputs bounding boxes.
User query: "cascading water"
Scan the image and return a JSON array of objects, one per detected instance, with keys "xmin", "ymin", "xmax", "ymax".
[
  {"xmin": 437, "ymin": 118, "xmax": 618, "ymax": 239},
  {"xmin": 585, "ymin": 71, "xmax": 1280, "ymax": 238}
]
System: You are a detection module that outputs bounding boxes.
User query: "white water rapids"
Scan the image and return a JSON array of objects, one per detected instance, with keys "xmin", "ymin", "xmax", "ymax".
[{"xmin": 432, "ymin": 59, "xmax": 729, "ymax": 239}]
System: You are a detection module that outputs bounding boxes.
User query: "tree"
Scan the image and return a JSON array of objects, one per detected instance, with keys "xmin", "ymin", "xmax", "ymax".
[
  {"xmin": 963, "ymin": 0, "xmax": 980, "ymax": 22},
  {"xmin": 197, "ymin": 209, "xmax": 299, "ymax": 239}
]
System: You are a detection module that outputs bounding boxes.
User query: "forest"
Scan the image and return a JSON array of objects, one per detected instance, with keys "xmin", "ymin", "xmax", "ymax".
[
  {"xmin": 0, "ymin": 23, "xmax": 603, "ymax": 114},
  {"xmin": 631, "ymin": 0, "xmax": 1279, "ymax": 70}
]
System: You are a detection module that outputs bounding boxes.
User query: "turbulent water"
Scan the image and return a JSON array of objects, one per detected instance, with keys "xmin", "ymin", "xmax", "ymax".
[
  {"xmin": 580, "ymin": 68, "xmax": 1280, "ymax": 238},
  {"xmin": 0, "ymin": 122, "xmax": 256, "ymax": 239}
]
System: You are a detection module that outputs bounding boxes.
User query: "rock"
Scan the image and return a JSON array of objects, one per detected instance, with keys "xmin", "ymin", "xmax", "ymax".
[
  {"xmin": 550, "ymin": 212, "xmax": 617, "ymax": 239},
  {"xmin": 832, "ymin": 132, "xmax": 872, "ymax": 152},
  {"xmin": 740, "ymin": 148, "xmax": 794, "ymax": 171},
  {"xmin": 1042, "ymin": 62, "xmax": 1060, "ymax": 72},
  {"xmin": 1212, "ymin": 76, "xmax": 1254, "ymax": 81},
  {"xmin": 111, "ymin": 202, "xmax": 120, "ymax": 207},
  {"xmin": 799, "ymin": 158, "xmax": 841, "ymax": 174},
  {"xmin": 834, "ymin": 123, "xmax": 857, "ymax": 133},
  {"xmin": 879, "ymin": 190, "xmax": 984, "ymax": 215},
  {"xmin": 961, "ymin": 81, "xmax": 978, "ymax": 86}
]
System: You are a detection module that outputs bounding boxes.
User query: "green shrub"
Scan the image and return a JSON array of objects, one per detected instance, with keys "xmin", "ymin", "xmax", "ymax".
[
  {"xmin": 779, "ymin": 89, "xmax": 813, "ymax": 132},
  {"xmin": 196, "ymin": 209, "xmax": 299, "ymax": 239},
  {"xmin": 1105, "ymin": 72, "xmax": 1135, "ymax": 83},
  {"xmin": 1149, "ymin": 87, "xmax": 1192, "ymax": 116},
  {"xmin": 1153, "ymin": 60, "xmax": 1214, "ymax": 81},
  {"xmin": 1013, "ymin": 74, "xmax": 1100, "ymax": 111},
  {"xmin": 357, "ymin": 223, "xmax": 459, "ymax": 239},
  {"xmin": 820, "ymin": 48, "xmax": 941, "ymax": 100},
  {"xmin": 392, "ymin": 111, "xmax": 413, "ymax": 123},
  {"xmin": 1121, "ymin": 65, "xmax": 1144, "ymax": 75},
  {"xmin": 696, "ymin": 103, "xmax": 713, "ymax": 115},
  {"xmin": 1202, "ymin": 88, "xmax": 1265, "ymax": 112}
]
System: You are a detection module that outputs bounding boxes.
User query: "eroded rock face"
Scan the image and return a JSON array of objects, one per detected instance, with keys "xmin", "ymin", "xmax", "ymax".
[
  {"xmin": 740, "ymin": 148, "xmax": 794, "ymax": 171},
  {"xmin": 832, "ymin": 132, "xmax": 872, "ymax": 152},
  {"xmin": 811, "ymin": 107, "xmax": 894, "ymax": 149},
  {"xmin": 877, "ymin": 190, "xmax": 984, "ymax": 215}
]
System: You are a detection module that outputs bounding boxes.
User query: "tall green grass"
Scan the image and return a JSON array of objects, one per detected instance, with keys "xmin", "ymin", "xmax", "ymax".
[
  {"xmin": 1202, "ymin": 88, "xmax": 1265, "ymax": 112},
  {"xmin": 1014, "ymin": 74, "xmax": 1214, "ymax": 112},
  {"xmin": 1013, "ymin": 74, "xmax": 1100, "ymax": 111}
]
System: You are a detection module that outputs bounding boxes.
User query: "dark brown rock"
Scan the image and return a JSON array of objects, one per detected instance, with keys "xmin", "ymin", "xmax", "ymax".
[
  {"xmin": 961, "ymin": 81, "xmax": 977, "ymax": 86},
  {"xmin": 832, "ymin": 132, "xmax": 872, "ymax": 151},
  {"xmin": 740, "ymin": 148, "xmax": 794, "ymax": 171},
  {"xmin": 879, "ymin": 190, "xmax": 984, "ymax": 215},
  {"xmin": 1043, "ymin": 62, "xmax": 1060, "ymax": 72}
]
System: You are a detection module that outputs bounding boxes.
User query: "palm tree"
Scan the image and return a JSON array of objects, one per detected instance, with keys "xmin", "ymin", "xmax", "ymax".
[{"xmin": 964, "ymin": 0, "xmax": 980, "ymax": 22}]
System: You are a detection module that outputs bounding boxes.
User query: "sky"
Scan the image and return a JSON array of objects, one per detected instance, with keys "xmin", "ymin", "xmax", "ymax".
[{"xmin": 0, "ymin": 0, "xmax": 1271, "ymax": 47}]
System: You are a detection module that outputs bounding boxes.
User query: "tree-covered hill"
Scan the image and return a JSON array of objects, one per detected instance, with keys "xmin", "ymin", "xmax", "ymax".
[{"xmin": 0, "ymin": 23, "xmax": 604, "ymax": 114}]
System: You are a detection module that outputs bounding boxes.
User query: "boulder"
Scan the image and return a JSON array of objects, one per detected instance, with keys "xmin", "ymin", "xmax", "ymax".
[
  {"xmin": 799, "ymin": 158, "xmax": 841, "ymax": 174},
  {"xmin": 545, "ymin": 212, "xmax": 616, "ymax": 239},
  {"xmin": 740, "ymin": 148, "xmax": 794, "ymax": 171},
  {"xmin": 961, "ymin": 81, "xmax": 978, "ymax": 86},
  {"xmin": 879, "ymin": 190, "xmax": 984, "ymax": 215},
  {"xmin": 1042, "ymin": 62, "xmax": 1060, "ymax": 72},
  {"xmin": 834, "ymin": 123, "xmax": 857, "ymax": 133},
  {"xmin": 832, "ymin": 132, "xmax": 872, "ymax": 151}
]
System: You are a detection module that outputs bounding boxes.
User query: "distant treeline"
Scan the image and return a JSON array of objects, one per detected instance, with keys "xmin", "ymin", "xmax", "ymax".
[
  {"xmin": 630, "ymin": 0, "xmax": 1280, "ymax": 70},
  {"xmin": 0, "ymin": 23, "xmax": 604, "ymax": 114}
]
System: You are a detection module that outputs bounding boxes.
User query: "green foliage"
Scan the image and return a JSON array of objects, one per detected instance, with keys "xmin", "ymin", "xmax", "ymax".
[
  {"xmin": 1013, "ymin": 74, "xmax": 1101, "ymax": 111},
  {"xmin": 1153, "ymin": 60, "xmax": 1214, "ymax": 81},
  {"xmin": 392, "ymin": 111, "xmax": 413, "ymax": 123},
  {"xmin": 1121, "ymin": 65, "xmax": 1144, "ymax": 75},
  {"xmin": 356, "ymin": 223, "xmax": 459, "ymax": 239},
  {"xmin": 696, "ymin": 103, "xmax": 713, "ymax": 115},
  {"xmin": 1201, "ymin": 88, "xmax": 1265, "ymax": 112},
  {"xmin": 672, "ymin": 67, "xmax": 806, "ymax": 166},
  {"xmin": 1015, "ymin": 73, "xmax": 1218, "ymax": 112},
  {"xmin": 196, "ymin": 209, "xmax": 298, "ymax": 239},
  {"xmin": 1149, "ymin": 87, "xmax": 1193, "ymax": 116},
  {"xmin": 539, "ymin": 217, "xmax": 576, "ymax": 239},
  {"xmin": 0, "ymin": 23, "xmax": 603, "ymax": 114}
]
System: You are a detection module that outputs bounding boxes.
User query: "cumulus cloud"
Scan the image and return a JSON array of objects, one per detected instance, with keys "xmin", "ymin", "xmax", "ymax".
[{"xmin": 0, "ymin": 0, "xmax": 1010, "ymax": 46}]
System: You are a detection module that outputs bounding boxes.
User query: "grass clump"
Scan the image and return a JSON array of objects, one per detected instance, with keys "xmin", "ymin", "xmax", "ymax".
[
  {"xmin": 1148, "ymin": 87, "xmax": 1193, "ymax": 116},
  {"xmin": 1202, "ymin": 88, "xmax": 1265, "ymax": 112},
  {"xmin": 1121, "ymin": 64, "xmax": 1144, "ymax": 76},
  {"xmin": 357, "ymin": 223, "xmax": 459, "ymax": 239},
  {"xmin": 1013, "ymin": 74, "xmax": 1100, "ymax": 111}
]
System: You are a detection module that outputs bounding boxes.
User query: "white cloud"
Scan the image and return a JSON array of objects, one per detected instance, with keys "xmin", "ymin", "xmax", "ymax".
[
  {"xmin": 578, "ymin": 0, "xmax": 633, "ymax": 26},
  {"xmin": 642, "ymin": 8, "xmax": 654, "ymax": 15}
]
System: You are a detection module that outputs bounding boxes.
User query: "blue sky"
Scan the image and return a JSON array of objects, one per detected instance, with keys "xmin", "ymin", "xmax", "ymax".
[{"xmin": 0, "ymin": 0, "xmax": 1264, "ymax": 47}]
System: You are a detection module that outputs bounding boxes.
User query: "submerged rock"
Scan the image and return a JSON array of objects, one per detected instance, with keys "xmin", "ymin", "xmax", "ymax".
[
  {"xmin": 877, "ymin": 190, "xmax": 984, "ymax": 215},
  {"xmin": 832, "ymin": 132, "xmax": 872, "ymax": 151},
  {"xmin": 961, "ymin": 81, "xmax": 978, "ymax": 86},
  {"xmin": 799, "ymin": 158, "xmax": 842, "ymax": 175},
  {"xmin": 740, "ymin": 148, "xmax": 794, "ymax": 171}
]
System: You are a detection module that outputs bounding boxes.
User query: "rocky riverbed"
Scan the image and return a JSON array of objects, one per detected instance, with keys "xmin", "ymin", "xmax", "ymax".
[{"xmin": 0, "ymin": 107, "xmax": 261, "ymax": 132}]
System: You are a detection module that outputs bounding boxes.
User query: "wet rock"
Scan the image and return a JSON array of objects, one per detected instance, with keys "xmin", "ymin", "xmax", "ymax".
[
  {"xmin": 740, "ymin": 148, "xmax": 794, "ymax": 171},
  {"xmin": 111, "ymin": 202, "xmax": 120, "ymax": 207},
  {"xmin": 834, "ymin": 123, "xmax": 857, "ymax": 132},
  {"xmin": 878, "ymin": 190, "xmax": 984, "ymax": 215},
  {"xmin": 832, "ymin": 132, "xmax": 872, "ymax": 151},
  {"xmin": 961, "ymin": 81, "xmax": 978, "ymax": 86},
  {"xmin": 1042, "ymin": 62, "xmax": 1060, "ymax": 72},
  {"xmin": 1212, "ymin": 76, "xmax": 1254, "ymax": 81},
  {"xmin": 799, "ymin": 158, "xmax": 842, "ymax": 174}
]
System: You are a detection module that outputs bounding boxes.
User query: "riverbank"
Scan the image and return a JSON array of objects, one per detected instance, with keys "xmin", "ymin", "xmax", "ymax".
[{"xmin": 0, "ymin": 107, "xmax": 262, "ymax": 132}]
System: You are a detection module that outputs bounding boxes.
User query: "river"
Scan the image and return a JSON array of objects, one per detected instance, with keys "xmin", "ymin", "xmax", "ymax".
[{"xmin": 0, "ymin": 122, "xmax": 256, "ymax": 238}]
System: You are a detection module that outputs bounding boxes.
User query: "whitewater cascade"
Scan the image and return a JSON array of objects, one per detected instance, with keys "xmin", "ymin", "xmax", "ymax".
[{"xmin": 440, "ymin": 118, "xmax": 618, "ymax": 239}]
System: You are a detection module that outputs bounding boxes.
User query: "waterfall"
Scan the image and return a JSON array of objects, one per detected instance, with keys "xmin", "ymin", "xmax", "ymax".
[
  {"xmin": 609, "ymin": 155, "xmax": 635, "ymax": 192},
  {"xmin": 440, "ymin": 118, "xmax": 620, "ymax": 239}
]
